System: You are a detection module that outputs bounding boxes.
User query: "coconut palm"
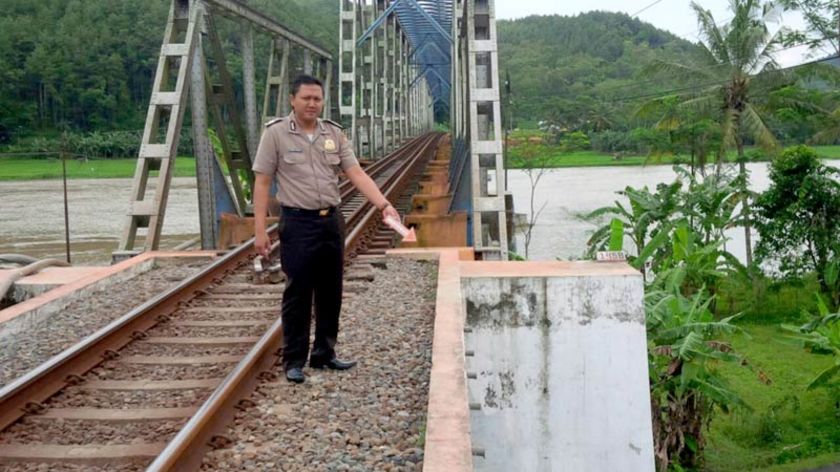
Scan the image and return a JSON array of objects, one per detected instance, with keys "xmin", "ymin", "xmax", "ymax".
[{"xmin": 645, "ymin": 0, "xmax": 799, "ymax": 266}]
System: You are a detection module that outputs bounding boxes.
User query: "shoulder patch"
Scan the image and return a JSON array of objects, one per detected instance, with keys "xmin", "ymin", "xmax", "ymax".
[
  {"xmin": 323, "ymin": 119, "xmax": 344, "ymax": 130},
  {"xmin": 264, "ymin": 117, "xmax": 285, "ymax": 128}
]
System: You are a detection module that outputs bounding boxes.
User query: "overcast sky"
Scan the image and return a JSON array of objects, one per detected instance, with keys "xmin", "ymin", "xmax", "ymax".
[{"xmin": 495, "ymin": 0, "xmax": 811, "ymax": 67}]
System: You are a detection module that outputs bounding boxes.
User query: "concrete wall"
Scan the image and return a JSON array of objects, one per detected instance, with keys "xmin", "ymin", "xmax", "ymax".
[{"xmin": 462, "ymin": 267, "xmax": 654, "ymax": 471}]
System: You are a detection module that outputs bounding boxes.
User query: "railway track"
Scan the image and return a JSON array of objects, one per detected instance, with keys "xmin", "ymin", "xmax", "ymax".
[{"xmin": 0, "ymin": 132, "xmax": 442, "ymax": 471}]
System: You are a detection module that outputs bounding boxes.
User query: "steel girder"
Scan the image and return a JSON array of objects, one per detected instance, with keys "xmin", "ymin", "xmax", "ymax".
[{"xmin": 355, "ymin": 0, "xmax": 452, "ymax": 116}]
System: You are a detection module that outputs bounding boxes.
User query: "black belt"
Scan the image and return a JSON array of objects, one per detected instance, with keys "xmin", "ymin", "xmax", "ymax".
[{"xmin": 281, "ymin": 206, "xmax": 337, "ymax": 217}]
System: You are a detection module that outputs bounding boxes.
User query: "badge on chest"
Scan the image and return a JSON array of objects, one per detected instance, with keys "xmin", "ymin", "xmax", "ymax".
[{"xmin": 324, "ymin": 139, "xmax": 336, "ymax": 152}]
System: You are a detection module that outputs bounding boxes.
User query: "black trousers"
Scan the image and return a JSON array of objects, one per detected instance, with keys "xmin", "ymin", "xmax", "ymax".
[{"xmin": 279, "ymin": 207, "xmax": 345, "ymax": 370}]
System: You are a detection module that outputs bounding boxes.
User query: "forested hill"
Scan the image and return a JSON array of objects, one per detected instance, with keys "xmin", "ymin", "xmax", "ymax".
[
  {"xmin": 0, "ymin": 0, "xmax": 338, "ymax": 141},
  {"xmin": 0, "ymin": 2, "xmax": 697, "ymax": 141},
  {"xmin": 498, "ymin": 11, "xmax": 700, "ymax": 128}
]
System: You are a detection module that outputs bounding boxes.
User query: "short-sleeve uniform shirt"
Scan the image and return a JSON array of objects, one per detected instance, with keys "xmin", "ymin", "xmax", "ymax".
[{"xmin": 252, "ymin": 112, "xmax": 359, "ymax": 210}]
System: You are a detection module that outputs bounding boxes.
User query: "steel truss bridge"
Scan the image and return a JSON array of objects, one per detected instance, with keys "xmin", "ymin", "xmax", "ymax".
[{"xmin": 116, "ymin": 0, "xmax": 509, "ymax": 261}]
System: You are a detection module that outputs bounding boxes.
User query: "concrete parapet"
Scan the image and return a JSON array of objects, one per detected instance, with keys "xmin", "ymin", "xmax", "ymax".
[
  {"xmin": 387, "ymin": 250, "xmax": 654, "ymax": 472},
  {"xmin": 462, "ymin": 262, "xmax": 654, "ymax": 471}
]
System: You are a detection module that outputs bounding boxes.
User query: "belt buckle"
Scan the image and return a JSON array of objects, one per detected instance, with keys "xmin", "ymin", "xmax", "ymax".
[{"xmin": 319, "ymin": 208, "xmax": 329, "ymax": 216}]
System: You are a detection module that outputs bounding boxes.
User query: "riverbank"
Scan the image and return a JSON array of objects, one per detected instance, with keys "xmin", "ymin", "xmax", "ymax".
[
  {"xmin": 0, "ymin": 156, "xmax": 198, "ymax": 180},
  {"xmin": 3, "ymin": 145, "xmax": 840, "ymax": 180},
  {"xmin": 506, "ymin": 145, "xmax": 840, "ymax": 169}
]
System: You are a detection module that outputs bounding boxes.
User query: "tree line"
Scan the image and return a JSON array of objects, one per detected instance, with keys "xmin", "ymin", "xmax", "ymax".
[{"xmin": 0, "ymin": 0, "xmax": 338, "ymax": 144}]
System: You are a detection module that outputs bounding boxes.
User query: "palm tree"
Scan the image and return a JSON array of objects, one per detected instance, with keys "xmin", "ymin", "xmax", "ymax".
[{"xmin": 645, "ymin": 0, "xmax": 795, "ymax": 266}]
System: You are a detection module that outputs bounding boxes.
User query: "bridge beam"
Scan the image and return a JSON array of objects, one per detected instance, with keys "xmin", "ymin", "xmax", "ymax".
[
  {"xmin": 457, "ymin": 0, "xmax": 509, "ymax": 260},
  {"xmin": 204, "ymin": 0, "xmax": 332, "ymax": 59}
]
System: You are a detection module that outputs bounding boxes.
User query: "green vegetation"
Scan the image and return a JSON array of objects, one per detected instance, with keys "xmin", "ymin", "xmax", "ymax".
[
  {"xmin": 0, "ymin": 0, "xmax": 338, "ymax": 142},
  {"xmin": 498, "ymin": 11, "xmax": 696, "ymax": 131},
  {"xmin": 705, "ymin": 323, "xmax": 840, "ymax": 471},
  {"xmin": 756, "ymin": 146, "xmax": 840, "ymax": 306},
  {"xmin": 506, "ymin": 143, "xmax": 840, "ymax": 168},
  {"xmin": 1, "ymin": 0, "xmax": 839, "ymax": 470},
  {"xmin": 583, "ymin": 141, "xmax": 840, "ymax": 469},
  {"xmin": 0, "ymin": 156, "xmax": 197, "ymax": 180}
]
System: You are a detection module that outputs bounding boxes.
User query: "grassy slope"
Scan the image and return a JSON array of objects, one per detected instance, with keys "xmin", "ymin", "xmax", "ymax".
[
  {"xmin": 704, "ymin": 323, "xmax": 840, "ymax": 471},
  {"xmin": 0, "ymin": 157, "xmax": 197, "ymax": 180}
]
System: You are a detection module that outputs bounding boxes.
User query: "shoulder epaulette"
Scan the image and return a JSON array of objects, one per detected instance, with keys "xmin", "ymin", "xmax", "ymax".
[
  {"xmin": 323, "ymin": 119, "xmax": 344, "ymax": 130},
  {"xmin": 264, "ymin": 117, "xmax": 285, "ymax": 128}
]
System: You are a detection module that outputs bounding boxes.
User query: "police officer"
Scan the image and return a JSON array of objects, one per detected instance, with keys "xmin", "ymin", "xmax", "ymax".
[{"xmin": 252, "ymin": 75, "xmax": 400, "ymax": 384}]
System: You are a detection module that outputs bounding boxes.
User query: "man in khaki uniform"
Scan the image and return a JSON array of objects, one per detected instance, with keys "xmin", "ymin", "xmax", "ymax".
[{"xmin": 252, "ymin": 75, "xmax": 400, "ymax": 384}]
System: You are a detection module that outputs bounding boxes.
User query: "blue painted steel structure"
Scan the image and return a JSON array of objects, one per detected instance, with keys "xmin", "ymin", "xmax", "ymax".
[
  {"xmin": 396, "ymin": 0, "xmax": 452, "ymax": 117},
  {"xmin": 356, "ymin": 0, "xmax": 453, "ymax": 117}
]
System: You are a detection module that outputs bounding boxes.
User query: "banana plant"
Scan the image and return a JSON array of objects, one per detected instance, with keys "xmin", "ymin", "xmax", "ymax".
[
  {"xmin": 584, "ymin": 181, "xmax": 682, "ymax": 279},
  {"xmin": 646, "ymin": 282, "xmax": 749, "ymax": 471},
  {"xmin": 783, "ymin": 295, "xmax": 840, "ymax": 395}
]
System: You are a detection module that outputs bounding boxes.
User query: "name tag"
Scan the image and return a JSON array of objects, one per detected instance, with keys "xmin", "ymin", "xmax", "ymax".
[{"xmin": 287, "ymin": 148, "xmax": 303, "ymax": 153}]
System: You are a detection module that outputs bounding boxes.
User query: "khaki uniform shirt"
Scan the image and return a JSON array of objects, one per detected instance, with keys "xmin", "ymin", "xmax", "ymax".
[{"xmin": 252, "ymin": 112, "xmax": 359, "ymax": 210}]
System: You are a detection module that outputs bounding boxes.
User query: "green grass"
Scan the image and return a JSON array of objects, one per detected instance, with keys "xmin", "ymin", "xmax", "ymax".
[
  {"xmin": 507, "ymin": 145, "xmax": 840, "ymax": 169},
  {"xmin": 704, "ymin": 323, "xmax": 840, "ymax": 471},
  {"xmin": 0, "ymin": 156, "xmax": 198, "ymax": 180},
  {"xmin": 716, "ymin": 275, "xmax": 824, "ymax": 326}
]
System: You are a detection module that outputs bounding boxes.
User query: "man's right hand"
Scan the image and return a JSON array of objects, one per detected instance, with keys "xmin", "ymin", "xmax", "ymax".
[{"xmin": 255, "ymin": 230, "xmax": 271, "ymax": 258}]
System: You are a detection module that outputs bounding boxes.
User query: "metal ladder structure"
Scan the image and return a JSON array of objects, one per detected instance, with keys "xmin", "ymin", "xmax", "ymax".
[
  {"xmin": 116, "ymin": 0, "xmax": 335, "ymax": 260},
  {"xmin": 459, "ymin": 0, "xmax": 508, "ymax": 260},
  {"xmin": 341, "ymin": 0, "xmax": 429, "ymax": 161},
  {"xmin": 116, "ymin": 1, "xmax": 203, "ymax": 259},
  {"xmin": 117, "ymin": 0, "xmax": 506, "ymax": 260}
]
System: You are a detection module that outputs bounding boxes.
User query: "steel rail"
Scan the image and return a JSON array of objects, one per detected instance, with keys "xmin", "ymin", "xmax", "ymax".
[
  {"xmin": 337, "ymin": 133, "xmax": 428, "ymax": 199},
  {"xmin": 0, "ymin": 234, "xmax": 261, "ymax": 432},
  {"xmin": 345, "ymin": 133, "xmax": 442, "ymax": 254},
  {"xmin": 145, "ymin": 315, "xmax": 283, "ymax": 471},
  {"xmin": 148, "ymin": 132, "xmax": 442, "ymax": 471},
  {"xmin": 0, "ymin": 133, "xmax": 443, "ymax": 470},
  {"xmin": 344, "ymin": 133, "xmax": 440, "ymax": 232}
]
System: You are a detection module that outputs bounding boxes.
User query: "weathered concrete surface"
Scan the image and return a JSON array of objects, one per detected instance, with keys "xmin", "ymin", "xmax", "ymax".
[
  {"xmin": 462, "ymin": 263, "xmax": 654, "ymax": 472},
  {"xmin": 388, "ymin": 250, "xmax": 654, "ymax": 472},
  {"xmin": 2, "ymin": 266, "xmax": 113, "ymax": 301}
]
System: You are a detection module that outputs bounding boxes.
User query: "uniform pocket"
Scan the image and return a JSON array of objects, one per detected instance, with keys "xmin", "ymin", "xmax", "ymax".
[
  {"xmin": 283, "ymin": 152, "xmax": 306, "ymax": 164},
  {"xmin": 325, "ymin": 152, "xmax": 341, "ymax": 166}
]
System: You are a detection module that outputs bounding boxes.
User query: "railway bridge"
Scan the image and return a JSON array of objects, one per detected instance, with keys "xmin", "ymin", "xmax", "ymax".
[
  {"xmin": 0, "ymin": 1, "xmax": 654, "ymax": 471},
  {"xmin": 112, "ymin": 0, "xmax": 510, "ymax": 263}
]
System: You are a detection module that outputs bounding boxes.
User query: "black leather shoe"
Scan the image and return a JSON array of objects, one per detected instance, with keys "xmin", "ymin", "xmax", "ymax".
[
  {"xmin": 285, "ymin": 367, "xmax": 305, "ymax": 383},
  {"xmin": 310, "ymin": 358, "xmax": 357, "ymax": 370}
]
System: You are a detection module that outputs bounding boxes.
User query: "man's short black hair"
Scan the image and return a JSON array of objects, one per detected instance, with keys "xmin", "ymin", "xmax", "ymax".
[{"xmin": 290, "ymin": 75, "xmax": 324, "ymax": 96}]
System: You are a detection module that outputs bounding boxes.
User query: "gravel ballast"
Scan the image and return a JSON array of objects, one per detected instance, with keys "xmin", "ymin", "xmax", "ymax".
[
  {"xmin": 200, "ymin": 257, "xmax": 438, "ymax": 472},
  {"xmin": 0, "ymin": 258, "xmax": 209, "ymax": 388}
]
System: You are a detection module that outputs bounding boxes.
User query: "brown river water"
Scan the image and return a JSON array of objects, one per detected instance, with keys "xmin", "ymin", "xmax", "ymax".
[
  {"xmin": 0, "ymin": 177, "xmax": 199, "ymax": 265},
  {"xmin": 1, "ymin": 160, "xmax": 838, "ymax": 265}
]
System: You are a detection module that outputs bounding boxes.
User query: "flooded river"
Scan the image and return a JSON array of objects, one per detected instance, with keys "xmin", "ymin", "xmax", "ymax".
[
  {"xmin": 0, "ymin": 177, "xmax": 199, "ymax": 265},
  {"xmin": 1, "ymin": 160, "xmax": 838, "ymax": 265},
  {"xmin": 507, "ymin": 160, "xmax": 840, "ymax": 261}
]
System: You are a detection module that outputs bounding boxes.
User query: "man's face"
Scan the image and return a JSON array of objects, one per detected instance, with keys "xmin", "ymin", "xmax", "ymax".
[{"xmin": 290, "ymin": 84, "xmax": 323, "ymax": 123}]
